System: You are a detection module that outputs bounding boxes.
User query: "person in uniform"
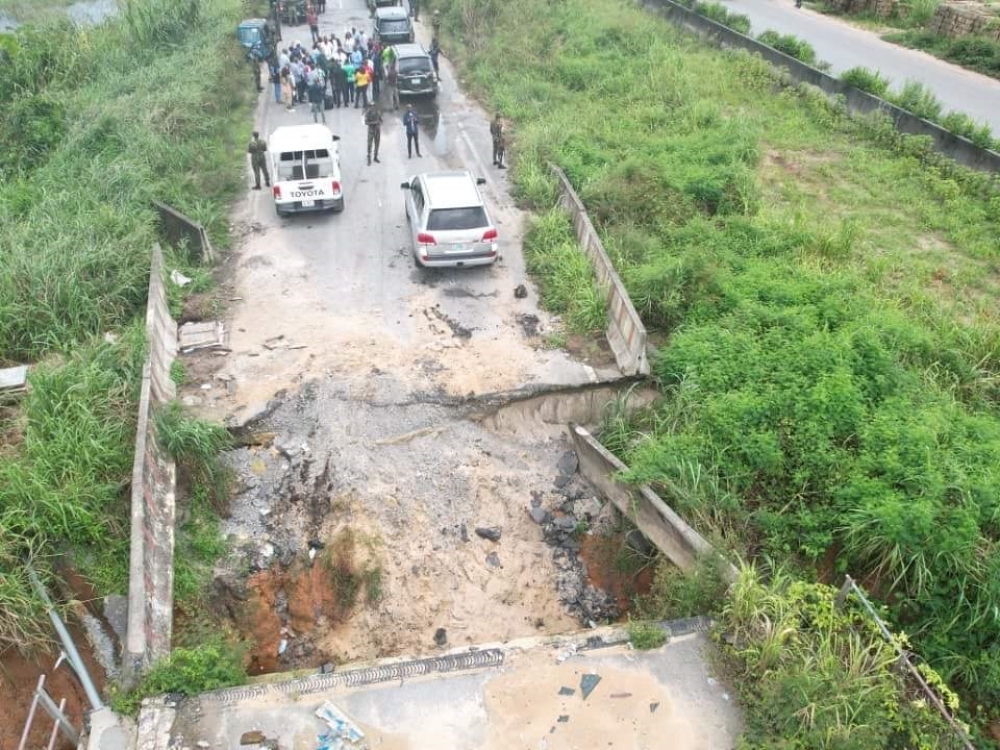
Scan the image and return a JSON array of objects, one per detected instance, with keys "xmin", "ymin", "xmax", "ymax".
[
  {"xmin": 410, "ymin": 0, "xmax": 420, "ymax": 21},
  {"xmin": 428, "ymin": 38, "xmax": 440, "ymax": 80},
  {"xmin": 490, "ymin": 113, "xmax": 505, "ymax": 168},
  {"xmin": 248, "ymin": 132, "xmax": 271, "ymax": 190},
  {"xmin": 431, "ymin": 9, "xmax": 441, "ymax": 37},
  {"xmin": 365, "ymin": 104, "xmax": 383, "ymax": 165}
]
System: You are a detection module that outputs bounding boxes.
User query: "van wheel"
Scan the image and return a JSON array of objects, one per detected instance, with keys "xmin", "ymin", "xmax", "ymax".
[
  {"xmin": 333, "ymin": 199, "xmax": 345, "ymax": 213},
  {"xmin": 276, "ymin": 206, "xmax": 286, "ymax": 218}
]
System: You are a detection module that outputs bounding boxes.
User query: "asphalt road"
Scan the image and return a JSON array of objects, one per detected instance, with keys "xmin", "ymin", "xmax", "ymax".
[
  {"xmin": 713, "ymin": 0, "xmax": 1000, "ymax": 131},
  {"xmin": 203, "ymin": 0, "xmax": 614, "ymax": 425}
]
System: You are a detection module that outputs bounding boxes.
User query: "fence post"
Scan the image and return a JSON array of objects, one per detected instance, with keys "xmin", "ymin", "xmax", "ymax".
[{"xmin": 834, "ymin": 575, "xmax": 853, "ymax": 610}]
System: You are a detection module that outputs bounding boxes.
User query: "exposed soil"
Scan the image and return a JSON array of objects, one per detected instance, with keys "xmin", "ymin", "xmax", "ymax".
[
  {"xmin": 0, "ymin": 623, "xmax": 106, "ymax": 750},
  {"xmin": 579, "ymin": 533, "xmax": 656, "ymax": 615}
]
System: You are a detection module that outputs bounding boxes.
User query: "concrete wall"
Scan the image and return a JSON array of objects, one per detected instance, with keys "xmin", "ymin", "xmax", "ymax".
[
  {"xmin": 123, "ymin": 244, "xmax": 178, "ymax": 688},
  {"xmin": 550, "ymin": 166, "xmax": 651, "ymax": 376},
  {"xmin": 570, "ymin": 424, "xmax": 736, "ymax": 581},
  {"xmin": 152, "ymin": 201, "xmax": 216, "ymax": 263},
  {"xmin": 643, "ymin": 0, "xmax": 1000, "ymax": 175}
]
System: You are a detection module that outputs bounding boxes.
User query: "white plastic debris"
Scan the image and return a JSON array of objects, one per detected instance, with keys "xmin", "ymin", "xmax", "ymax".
[
  {"xmin": 277, "ymin": 639, "xmax": 287, "ymax": 656},
  {"xmin": 555, "ymin": 643, "xmax": 578, "ymax": 664},
  {"xmin": 315, "ymin": 702, "xmax": 365, "ymax": 743},
  {"xmin": 170, "ymin": 269, "xmax": 193, "ymax": 286}
]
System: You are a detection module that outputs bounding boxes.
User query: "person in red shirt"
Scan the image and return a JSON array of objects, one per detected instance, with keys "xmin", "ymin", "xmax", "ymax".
[{"xmin": 306, "ymin": 5, "xmax": 320, "ymax": 44}]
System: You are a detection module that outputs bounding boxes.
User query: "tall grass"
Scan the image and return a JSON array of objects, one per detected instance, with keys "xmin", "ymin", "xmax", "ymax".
[
  {"xmin": 434, "ymin": 0, "xmax": 1000, "ymax": 732},
  {"xmin": 0, "ymin": 0, "xmax": 254, "ymax": 650}
]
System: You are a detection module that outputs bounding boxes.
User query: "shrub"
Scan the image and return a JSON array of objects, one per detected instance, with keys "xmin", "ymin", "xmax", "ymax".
[
  {"xmin": 889, "ymin": 79, "xmax": 944, "ymax": 121},
  {"xmin": 111, "ymin": 637, "xmax": 246, "ymax": 715},
  {"xmin": 719, "ymin": 564, "xmax": 965, "ymax": 749},
  {"xmin": 757, "ymin": 29, "xmax": 818, "ymax": 65},
  {"xmin": 694, "ymin": 1, "xmax": 752, "ymax": 34},
  {"xmin": 840, "ymin": 65, "xmax": 891, "ymax": 97},
  {"xmin": 627, "ymin": 619, "xmax": 668, "ymax": 650}
]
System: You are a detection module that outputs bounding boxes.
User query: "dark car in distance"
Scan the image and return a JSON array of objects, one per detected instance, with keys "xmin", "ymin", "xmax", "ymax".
[
  {"xmin": 392, "ymin": 43, "xmax": 438, "ymax": 98},
  {"xmin": 373, "ymin": 6, "xmax": 413, "ymax": 45}
]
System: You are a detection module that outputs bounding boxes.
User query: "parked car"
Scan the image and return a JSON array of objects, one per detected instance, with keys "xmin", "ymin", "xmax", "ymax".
[
  {"xmin": 400, "ymin": 171, "xmax": 499, "ymax": 268},
  {"xmin": 367, "ymin": 0, "xmax": 401, "ymax": 13},
  {"xmin": 392, "ymin": 43, "xmax": 438, "ymax": 98},
  {"xmin": 269, "ymin": 125, "xmax": 344, "ymax": 217},
  {"xmin": 373, "ymin": 6, "xmax": 413, "ymax": 45},
  {"xmin": 237, "ymin": 18, "xmax": 275, "ymax": 61}
]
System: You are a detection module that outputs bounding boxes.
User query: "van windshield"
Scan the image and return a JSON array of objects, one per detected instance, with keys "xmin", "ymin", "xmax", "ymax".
[
  {"xmin": 277, "ymin": 149, "xmax": 333, "ymax": 180},
  {"xmin": 398, "ymin": 57, "xmax": 431, "ymax": 75},
  {"xmin": 427, "ymin": 207, "xmax": 489, "ymax": 231}
]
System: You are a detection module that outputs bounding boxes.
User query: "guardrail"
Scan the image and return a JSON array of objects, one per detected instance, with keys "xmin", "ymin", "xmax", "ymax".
[
  {"xmin": 549, "ymin": 165, "xmax": 650, "ymax": 376},
  {"xmin": 569, "ymin": 423, "xmax": 736, "ymax": 580},
  {"xmin": 123, "ymin": 243, "xmax": 178, "ymax": 688},
  {"xmin": 643, "ymin": 0, "xmax": 1000, "ymax": 175},
  {"xmin": 152, "ymin": 200, "xmax": 216, "ymax": 262}
]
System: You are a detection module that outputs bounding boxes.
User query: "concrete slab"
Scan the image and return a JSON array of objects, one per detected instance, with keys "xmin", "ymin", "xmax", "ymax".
[
  {"xmin": 164, "ymin": 631, "xmax": 740, "ymax": 750},
  {"xmin": 0, "ymin": 365, "xmax": 28, "ymax": 391}
]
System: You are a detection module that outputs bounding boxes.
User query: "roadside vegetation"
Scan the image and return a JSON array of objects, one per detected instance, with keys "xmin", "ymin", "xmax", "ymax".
[
  {"xmin": 817, "ymin": 0, "xmax": 1000, "ymax": 83},
  {"xmin": 434, "ymin": 0, "xmax": 1000, "ymax": 744},
  {"xmin": 0, "ymin": 0, "xmax": 254, "ymax": 652}
]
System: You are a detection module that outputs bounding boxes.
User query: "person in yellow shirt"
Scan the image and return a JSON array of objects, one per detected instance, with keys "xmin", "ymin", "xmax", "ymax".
[{"xmin": 354, "ymin": 65, "xmax": 371, "ymax": 109}]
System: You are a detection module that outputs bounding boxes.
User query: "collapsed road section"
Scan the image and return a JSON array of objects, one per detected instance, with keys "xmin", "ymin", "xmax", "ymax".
[{"xmin": 212, "ymin": 381, "xmax": 654, "ymax": 675}]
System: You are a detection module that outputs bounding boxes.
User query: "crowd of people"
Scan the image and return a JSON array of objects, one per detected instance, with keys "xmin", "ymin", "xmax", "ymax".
[
  {"xmin": 253, "ymin": 5, "xmax": 506, "ymax": 168},
  {"xmin": 267, "ymin": 26, "xmax": 409, "ymax": 123}
]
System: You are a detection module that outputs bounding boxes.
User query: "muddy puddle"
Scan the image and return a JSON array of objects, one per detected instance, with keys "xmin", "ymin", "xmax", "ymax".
[{"xmin": 207, "ymin": 377, "xmax": 657, "ymax": 675}]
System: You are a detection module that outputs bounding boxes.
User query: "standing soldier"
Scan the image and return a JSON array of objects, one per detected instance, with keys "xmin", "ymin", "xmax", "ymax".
[
  {"xmin": 490, "ymin": 113, "xmax": 505, "ymax": 168},
  {"xmin": 431, "ymin": 9, "xmax": 441, "ymax": 37},
  {"xmin": 403, "ymin": 103, "xmax": 421, "ymax": 158},
  {"xmin": 365, "ymin": 104, "xmax": 382, "ymax": 165},
  {"xmin": 410, "ymin": 0, "xmax": 420, "ymax": 21},
  {"xmin": 248, "ymin": 131, "xmax": 271, "ymax": 190}
]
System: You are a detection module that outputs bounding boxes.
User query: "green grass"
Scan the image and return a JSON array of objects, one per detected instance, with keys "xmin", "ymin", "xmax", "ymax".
[
  {"xmin": 433, "ymin": 0, "xmax": 1000, "ymax": 741},
  {"xmin": 626, "ymin": 618, "xmax": 668, "ymax": 650},
  {"xmin": 0, "ymin": 0, "xmax": 255, "ymax": 651}
]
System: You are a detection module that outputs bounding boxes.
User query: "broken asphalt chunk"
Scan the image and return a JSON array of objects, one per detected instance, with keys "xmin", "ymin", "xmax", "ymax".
[
  {"xmin": 558, "ymin": 686, "xmax": 575, "ymax": 696},
  {"xmin": 557, "ymin": 715, "xmax": 569, "ymax": 723},
  {"xmin": 475, "ymin": 526, "xmax": 502, "ymax": 542},
  {"xmin": 580, "ymin": 673, "xmax": 602, "ymax": 700},
  {"xmin": 239, "ymin": 731, "xmax": 265, "ymax": 746}
]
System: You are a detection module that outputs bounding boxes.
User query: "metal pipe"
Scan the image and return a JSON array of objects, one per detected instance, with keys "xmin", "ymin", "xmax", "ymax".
[
  {"xmin": 35, "ymin": 684, "xmax": 80, "ymax": 745},
  {"xmin": 15, "ymin": 676, "xmax": 44, "ymax": 750},
  {"xmin": 46, "ymin": 699, "xmax": 67, "ymax": 750},
  {"xmin": 27, "ymin": 567, "xmax": 104, "ymax": 710}
]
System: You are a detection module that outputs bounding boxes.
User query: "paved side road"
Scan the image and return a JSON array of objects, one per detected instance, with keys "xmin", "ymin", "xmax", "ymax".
[{"xmin": 712, "ymin": 0, "xmax": 1000, "ymax": 132}]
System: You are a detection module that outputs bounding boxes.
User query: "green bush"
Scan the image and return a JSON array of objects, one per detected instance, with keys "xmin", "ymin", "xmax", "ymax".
[
  {"xmin": 694, "ymin": 1, "xmax": 752, "ymax": 34},
  {"xmin": 627, "ymin": 619, "xmax": 668, "ymax": 650},
  {"xmin": 757, "ymin": 29, "xmax": 818, "ymax": 65},
  {"xmin": 720, "ymin": 565, "xmax": 964, "ymax": 749},
  {"xmin": 111, "ymin": 637, "xmax": 246, "ymax": 715},
  {"xmin": 840, "ymin": 65, "xmax": 891, "ymax": 97},
  {"xmin": 889, "ymin": 79, "xmax": 943, "ymax": 121}
]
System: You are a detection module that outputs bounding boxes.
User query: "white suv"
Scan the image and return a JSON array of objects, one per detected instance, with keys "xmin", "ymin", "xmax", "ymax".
[{"xmin": 400, "ymin": 170, "xmax": 499, "ymax": 268}]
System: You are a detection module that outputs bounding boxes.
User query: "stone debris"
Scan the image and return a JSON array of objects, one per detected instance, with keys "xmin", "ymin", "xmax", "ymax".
[
  {"xmin": 433, "ymin": 627, "xmax": 448, "ymax": 647},
  {"xmin": 650, "ymin": 702, "xmax": 660, "ymax": 713},
  {"xmin": 558, "ymin": 686, "xmax": 575, "ymax": 696},
  {"xmin": 557, "ymin": 715, "xmax": 569, "ymax": 723},
  {"xmin": 514, "ymin": 284, "xmax": 528, "ymax": 298},
  {"xmin": 240, "ymin": 731, "xmax": 266, "ymax": 745},
  {"xmin": 485, "ymin": 551, "xmax": 501, "ymax": 569},
  {"xmin": 474, "ymin": 526, "xmax": 502, "ymax": 542}
]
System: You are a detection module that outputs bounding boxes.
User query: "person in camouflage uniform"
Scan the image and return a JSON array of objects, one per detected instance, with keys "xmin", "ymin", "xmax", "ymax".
[
  {"xmin": 365, "ymin": 103, "xmax": 382, "ymax": 165},
  {"xmin": 490, "ymin": 113, "xmax": 505, "ymax": 169},
  {"xmin": 248, "ymin": 132, "xmax": 271, "ymax": 189}
]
